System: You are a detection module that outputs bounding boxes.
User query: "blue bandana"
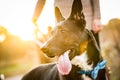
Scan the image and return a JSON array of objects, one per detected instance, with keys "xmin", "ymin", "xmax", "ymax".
[{"xmin": 77, "ymin": 60, "xmax": 107, "ymax": 80}]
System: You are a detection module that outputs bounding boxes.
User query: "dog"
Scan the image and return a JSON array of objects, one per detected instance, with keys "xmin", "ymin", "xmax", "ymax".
[{"xmin": 22, "ymin": 0, "xmax": 109, "ymax": 80}]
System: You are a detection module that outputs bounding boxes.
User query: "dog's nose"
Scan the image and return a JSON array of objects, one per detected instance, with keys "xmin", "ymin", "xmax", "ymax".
[
  {"xmin": 41, "ymin": 47, "xmax": 48, "ymax": 54},
  {"xmin": 41, "ymin": 47, "xmax": 55, "ymax": 58}
]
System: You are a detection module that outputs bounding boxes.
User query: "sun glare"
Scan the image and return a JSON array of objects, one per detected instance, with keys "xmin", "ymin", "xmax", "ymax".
[
  {"xmin": 0, "ymin": 0, "xmax": 120, "ymax": 41},
  {"xmin": 0, "ymin": 0, "xmax": 55, "ymax": 41},
  {"xmin": 37, "ymin": 0, "xmax": 55, "ymax": 34},
  {"xmin": 0, "ymin": 34, "xmax": 6, "ymax": 42}
]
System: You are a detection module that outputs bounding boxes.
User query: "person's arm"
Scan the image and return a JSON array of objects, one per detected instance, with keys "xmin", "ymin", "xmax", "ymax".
[
  {"xmin": 91, "ymin": 0, "xmax": 102, "ymax": 33},
  {"xmin": 32, "ymin": 0, "xmax": 46, "ymax": 24},
  {"xmin": 91, "ymin": 0, "xmax": 101, "ymax": 19}
]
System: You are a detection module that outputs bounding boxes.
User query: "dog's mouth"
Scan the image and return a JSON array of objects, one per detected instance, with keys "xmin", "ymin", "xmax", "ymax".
[{"xmin": 57, "ymin": 50, "xmax": 72, "ymax": 75}]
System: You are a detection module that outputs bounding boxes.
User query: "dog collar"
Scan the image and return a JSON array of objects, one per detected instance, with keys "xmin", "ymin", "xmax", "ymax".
[{"xmin": 77, "ymin": 60, "xmax": 107, "ymax": 80}]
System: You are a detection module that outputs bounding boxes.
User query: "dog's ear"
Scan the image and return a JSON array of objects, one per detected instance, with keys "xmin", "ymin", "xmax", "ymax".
[
  {"xmin": 54, "ymin": 7, "xmax": 65, "ymax": 23},
  {"xmin": 69, "ymin": 0, "xmax": 86, "ymax": 29},
  {"xmin": 69, "ymin": 0, "xmax": 84, "ymax": 20}
]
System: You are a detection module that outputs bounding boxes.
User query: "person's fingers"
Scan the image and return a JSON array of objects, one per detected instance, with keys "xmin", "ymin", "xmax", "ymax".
[
  {"xmin": 92, "ymin": 19, "xmax": 102, "ymax": 33},
  {"xmin": 32, "ymin": 18, "xmax": 37, "ymax": 26}
]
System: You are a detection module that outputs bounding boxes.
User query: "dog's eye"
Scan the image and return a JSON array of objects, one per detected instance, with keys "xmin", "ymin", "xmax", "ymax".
[
  {"xmin": 57, "ymin": 26, "xmax": 66, "ymax": 33},
  {"xmin": 58, "ymin": 28, "xmax": 65, "ymax": 33},
  {"xmin": 60, "ymin": 30, "xmax": 65, "ymax": 33}
]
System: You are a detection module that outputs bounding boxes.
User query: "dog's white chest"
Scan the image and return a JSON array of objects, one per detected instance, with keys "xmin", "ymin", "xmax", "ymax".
[{"xmin": 71, "ymin": 51, "xmax": 93, "ymax": 80}]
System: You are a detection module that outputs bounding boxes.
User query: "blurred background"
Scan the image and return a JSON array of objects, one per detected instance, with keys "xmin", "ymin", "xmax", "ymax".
[{"xmin": 0, "ymin": 0, "xmax": 120, "ymax": 80}]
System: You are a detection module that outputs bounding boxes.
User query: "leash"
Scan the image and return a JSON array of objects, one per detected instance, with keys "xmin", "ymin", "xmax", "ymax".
[{"xmin": 77, "ymin": 60, "xmax": 107, "ymax": 80}]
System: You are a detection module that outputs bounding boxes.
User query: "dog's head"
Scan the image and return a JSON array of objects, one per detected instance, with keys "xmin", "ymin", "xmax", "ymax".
[
  {"xmin": 41, "ymin": 0, "xmax": 87, "ymax": 60},
  {"xmin": 41, "ymin": 0, "xmax": 104, "ymax": 77}
]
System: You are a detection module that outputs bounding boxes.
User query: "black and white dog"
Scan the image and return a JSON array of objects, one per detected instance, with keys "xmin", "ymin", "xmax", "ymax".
[{"xmin": 22, "ymin": 0, "xmax": 109, "ymax": 80}]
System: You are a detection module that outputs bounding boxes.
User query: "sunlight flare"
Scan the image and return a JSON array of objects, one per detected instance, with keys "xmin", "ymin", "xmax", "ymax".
[
  {"xmin": 0, "ymin": 0, "xmax": 120, "ymax": 41},
  {"xmin": 0, "ymin": 34, "xmax": 6, "ymax": 42},
  {"xmin": 0, "ymin": 0, "xmax": 55, "ymax": 41}
]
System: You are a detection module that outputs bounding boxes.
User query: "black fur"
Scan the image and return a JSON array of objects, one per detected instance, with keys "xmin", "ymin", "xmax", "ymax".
[
  {"xmin": 22, "ymin": 0, "xmax": 108, "ymax": 80},
  {"xmin": 22, "ymin": 63, "xmax": 83, "ymax": 80}
]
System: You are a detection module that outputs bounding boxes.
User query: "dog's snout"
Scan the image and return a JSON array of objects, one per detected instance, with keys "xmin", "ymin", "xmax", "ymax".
[
  {"xmin": 41, "ymin": 47, "xmax": 48, "ymax": 53},
  {"xmin": 41, "ymin": 47, "xmax": 55, "ymax": 58}
]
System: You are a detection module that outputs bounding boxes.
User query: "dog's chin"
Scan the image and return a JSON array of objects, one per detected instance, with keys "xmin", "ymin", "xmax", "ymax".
[
  {"xmin": 44, "ymin": 53, "xmax": 55, "ymax": 58},
  {"xmin": 68, "ymin": 49, "xmax": 78, "ymax": 60}
]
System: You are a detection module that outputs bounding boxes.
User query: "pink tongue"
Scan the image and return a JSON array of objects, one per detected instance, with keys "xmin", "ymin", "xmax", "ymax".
[{"xmin": 57, "ymin": 50, "xmax": 72, "ymax": 75}]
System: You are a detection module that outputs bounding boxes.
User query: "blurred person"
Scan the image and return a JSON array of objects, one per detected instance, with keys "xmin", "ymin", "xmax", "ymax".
[{"xmin": 32, "ymin": 0, "xmax": 102, "ymax": 46}]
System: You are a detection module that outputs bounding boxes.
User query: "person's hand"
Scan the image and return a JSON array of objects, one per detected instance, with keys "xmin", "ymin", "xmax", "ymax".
[
  {"xmin": 32, "ymin": 17, "xmax": 39, "ymax": 34},
  {"xmin": 92, "ymin": 19, "xmax": 102, "ymax": 33},
  {"xmin": 32, "ymin": 17, "xmax": 40, "ymax": 37},
  {"xmin": 32, "ymin": 18, "xmax": 37, "ymax": 26}
]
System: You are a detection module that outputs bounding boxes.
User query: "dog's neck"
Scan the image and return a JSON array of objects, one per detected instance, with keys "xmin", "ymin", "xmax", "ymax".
[
  {"xmin": 71, "ymin": 51, "xmax": 93, "ymax": 80},
  {"xmin": 71, "ymin": 51, "xmax": 93, "ymax": 70}
]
